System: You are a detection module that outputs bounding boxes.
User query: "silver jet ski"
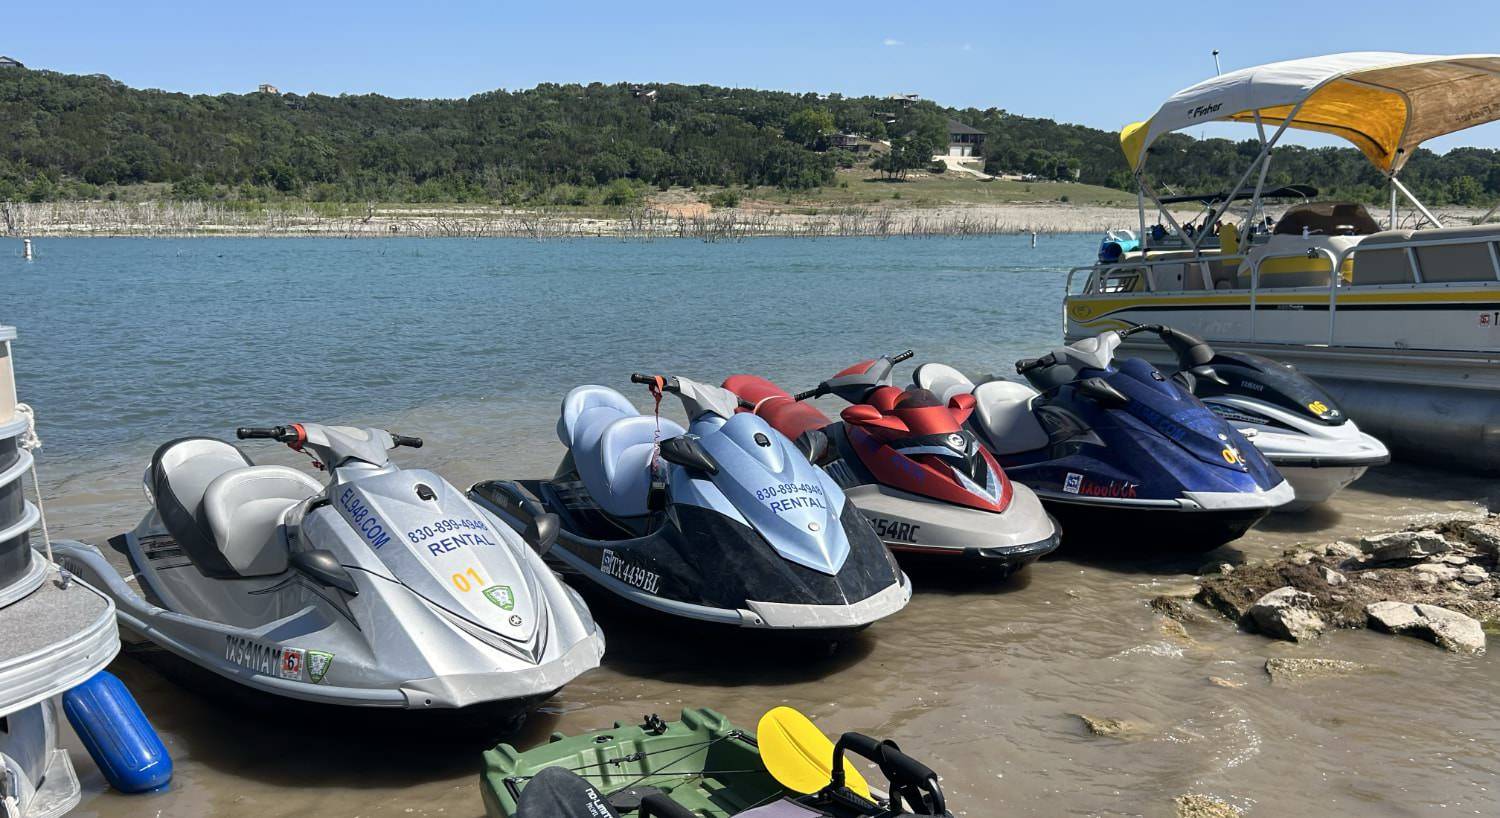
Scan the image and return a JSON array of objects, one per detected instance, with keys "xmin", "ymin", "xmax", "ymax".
[
  {"xmin": 55, "ymin": 423, "xmax": 604, "ymax": 716},
  {"xmin": 470, "ymin": 375, "xmax": 911, "ymax": 637}
]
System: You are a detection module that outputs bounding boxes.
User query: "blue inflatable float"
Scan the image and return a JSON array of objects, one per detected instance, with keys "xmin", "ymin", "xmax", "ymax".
[{"xmin": 62, "ymin": 670, "xmax": 173, "ymax": 793}]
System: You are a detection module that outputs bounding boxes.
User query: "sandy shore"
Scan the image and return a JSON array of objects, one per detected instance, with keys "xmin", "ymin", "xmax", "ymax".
[{"xmin": 2, "ymin": 199, "xmax": 1163, "ymax": 239}]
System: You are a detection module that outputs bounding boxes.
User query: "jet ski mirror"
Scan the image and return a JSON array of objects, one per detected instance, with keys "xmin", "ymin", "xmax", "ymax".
[
  {"xmin": 290, "ymin": 549, "xmax": 358, "ymax": 595},
  {"xmin": 795, "ymin": 429, "xmax": 831, "ymax": 464},
  {"xmin": 841, "ymin": 404, "xmax": 908, "ymax": 434},
  {"xmin": 1077, "ymin": 377, "xmax": 1130, "ymax": 408},
  {"xmin": 657, "ymin": 435, "xmax": 720, "ymax": 475},
  {"xmin": 523, "ymin": 513, "xmax": 560, "ymax": 556},
  {"xmin": 1188, "ymin": 364, "xmax": 1228, "ymax": 386},
  {"xmin": 947, "ymin": 393, "xmax": 976, "ymax": 425}
]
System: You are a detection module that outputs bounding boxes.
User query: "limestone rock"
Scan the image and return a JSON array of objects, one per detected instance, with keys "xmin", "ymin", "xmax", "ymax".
[
  {"xmin": 1264, "ymin": 657, "xmax": 1367, "ymax": 683},
  {"xmin": 1414, "ymin": 563, "xmax": 1461, "ymax": 582},
  {"xmin": 1175, "ymin": 793, "xmax": 1244, "ymax": 818},
  {"xmin": 1149, "ymin": 594, "xmax": 1201, "ymax": 623},
  {"xmin": 1365, "ymin": 601, "xmax": 1487, "ymax": 654},
  {"xmin": 1441, "ymin": 554, "xmax": 1469, "ymax": 566},
  {"xmin": 1459, "ymin": 565, "xmax": 1489, "ymax": 585},
  {"xmin": 1359, "ymin": 530, "xmax": 1449, "ymax": 563},
  {"xmin": 1074, "ymin": 713, "xmax": 1147, "ymax": 738},
  {"xmin": 1323, "ymin": 541, "xmax": 1362, "ymax": 560},
  {"xmin": 1465, "ymin": 522, "xmax": 1500, "ymax": 557},
  {"xmin": 1207, "ymin": 676, "xmax": 1245, "ymax": 689},
  {"xmin": 1288, "ymin": 550, "xmax": 1318, "ymax": 566},
  {"xmin": 1247, "ymin": 587, "xmax": 1326, "ymax": 642},
  {"xmin": 1320, "ymin": 566, "xmax": 1346, "ymax": 586}
]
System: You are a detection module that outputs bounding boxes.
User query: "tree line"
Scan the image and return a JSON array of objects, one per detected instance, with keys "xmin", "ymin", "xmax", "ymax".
[{"xmin": 2, "ymin": 67, "xmax": 1499, "ymax": 207}]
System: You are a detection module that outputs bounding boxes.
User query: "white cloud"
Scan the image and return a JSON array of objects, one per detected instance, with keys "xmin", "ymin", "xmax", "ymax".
[{"xmin": 883, "ymin": 38, "xmax": 904, "ymax": 47}]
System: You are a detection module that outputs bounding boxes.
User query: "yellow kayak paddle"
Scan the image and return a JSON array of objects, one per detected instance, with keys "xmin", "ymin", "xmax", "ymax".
[{"xmin": 756, "ymin": 706, "xmax": 871, "ymax": 799}]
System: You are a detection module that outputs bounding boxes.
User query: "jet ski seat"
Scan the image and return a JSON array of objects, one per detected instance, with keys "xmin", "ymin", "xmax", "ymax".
[
  {"xmin": 559, "ymin": 386, "xmax": 685, "ymax": 518},
  {"xmin": 201, "ymin": 466, "xmax": 323, "ymax": 577},
  {"xmin": 971, "ymin": 381, "xmax": 1050, "ymax": 455},
  {"xmin": 150, "ymin": 438, "xmax": 321, "ymax": 578},
  {"xmin": 912, "ymin": 363, "xmax": 977, "ymax": 404},
  {"xmin": 722, "ymin": 375, "xmax": 832, "ymax": 442}
]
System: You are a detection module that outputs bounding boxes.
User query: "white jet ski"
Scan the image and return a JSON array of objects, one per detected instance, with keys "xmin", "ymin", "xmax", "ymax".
[{"xmin": 1182, "ymin": 351, "xmax": 1389, "ymax": 509}]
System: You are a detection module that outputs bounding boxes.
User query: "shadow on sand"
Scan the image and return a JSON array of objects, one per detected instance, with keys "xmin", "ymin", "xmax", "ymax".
[
  {"xmin": 1345, "ymin": 462, "xmax": 1496, "ymax": 506},
  {"xmin": 106, "ymin": 651, "xmax": 520, "ymax": 796}
]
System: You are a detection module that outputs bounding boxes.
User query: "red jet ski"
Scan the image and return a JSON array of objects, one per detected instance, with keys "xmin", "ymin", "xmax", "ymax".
[{"xmin": 725, "ymin": 351, "xmax": 1059, "ymax": 571}]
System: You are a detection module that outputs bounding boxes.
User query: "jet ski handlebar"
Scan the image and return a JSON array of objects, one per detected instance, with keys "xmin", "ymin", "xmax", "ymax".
[
  {"xmin": 1015, "ymin": 353, "xmax": 1057, "ymax": 375},
  {"xmin": 235, "ymin": 425, "xmax": 423, "ymax": 449},
  {"xmin": 792, "ymin": 350, "xmax": 915, "ymax": 402},
  {"xmin": 236, "ymin": 425, "xmax": 299, "ymax": 442}
]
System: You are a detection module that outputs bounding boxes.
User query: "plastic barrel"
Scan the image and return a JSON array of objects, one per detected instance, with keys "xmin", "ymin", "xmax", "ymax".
[{"xmin": 62, "ymin": 670, "xmax": 173, "ymax": 793}]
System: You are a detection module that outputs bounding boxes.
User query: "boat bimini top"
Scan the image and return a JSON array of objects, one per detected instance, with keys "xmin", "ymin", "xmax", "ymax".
[{"xmin": 1120, "ymin": 52, "xmax": 1500, "ymax": 235}]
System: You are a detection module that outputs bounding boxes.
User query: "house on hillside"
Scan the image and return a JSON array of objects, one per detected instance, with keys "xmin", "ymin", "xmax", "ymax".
[
  {"xmin": 888, "ymin": 92, "xmax": 920, "ymax": 107},
  {"xmin": 629, "ymin": 84, "xmax": 657, "ymax": 101},
  {"xmin": 0, "ymin": 56, "xmax": 25, "ymax": 69},
  {"xmin": 946, "ymin": 119, "xmax": 985, "ymax": 157},
  {"xmin": 829, "ymin": 133, "xmax": 880, "ymax": 154},
  {"xmin": 258, "ymin": 83, "xmax": 280, "ymax": 94}
]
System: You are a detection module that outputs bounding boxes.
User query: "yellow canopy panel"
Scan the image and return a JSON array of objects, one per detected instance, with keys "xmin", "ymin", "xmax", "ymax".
[{"xmin": 1121, "ymin": 52, "xmax": 1500, "ymax": 173}]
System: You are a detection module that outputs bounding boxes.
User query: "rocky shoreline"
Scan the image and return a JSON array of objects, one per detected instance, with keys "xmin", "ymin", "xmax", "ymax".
[
  {"xmin": 1158, "ymin": 514, "xmax": 1499, "ymax": 656},
  {"xmin": 2, "ymin": 199, "xmax": 1149, "ymax": 239}
]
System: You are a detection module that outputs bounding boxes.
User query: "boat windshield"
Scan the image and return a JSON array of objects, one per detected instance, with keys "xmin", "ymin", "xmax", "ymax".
[{"xmin": 1272, "ymin": 202, "xmax": 1381, "ymax": 237}]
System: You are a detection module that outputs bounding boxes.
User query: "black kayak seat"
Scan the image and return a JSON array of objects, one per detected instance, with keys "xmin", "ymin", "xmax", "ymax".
[{"xmin": 515, "ymin": 766, "xmax": 621, "ymax": 818}]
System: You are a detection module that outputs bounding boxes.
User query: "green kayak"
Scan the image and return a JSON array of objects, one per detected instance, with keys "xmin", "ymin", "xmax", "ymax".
[
  {"xmin": 482, "ymin": 709, "xmax": 782, "ymax": 818},
  {"xmin": 481, "ymin": 707, "xmax": 951, "ymax": 818}
]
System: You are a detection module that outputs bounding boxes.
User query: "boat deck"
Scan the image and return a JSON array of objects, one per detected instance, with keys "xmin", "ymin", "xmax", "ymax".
[{"xmin": 0, "ymin": 564, "xmax": 119, "ymax": 716}]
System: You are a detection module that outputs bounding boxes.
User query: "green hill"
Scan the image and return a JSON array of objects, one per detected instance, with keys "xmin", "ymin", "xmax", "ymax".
[{"xmin": 2, "ymin": 66, "xmax": 1498, "ymax": 207}]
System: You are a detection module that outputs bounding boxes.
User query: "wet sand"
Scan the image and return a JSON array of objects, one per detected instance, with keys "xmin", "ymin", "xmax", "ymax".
[{"xmin": 59, "ymin": 463, "xmax": 1498, "ymax": 818}]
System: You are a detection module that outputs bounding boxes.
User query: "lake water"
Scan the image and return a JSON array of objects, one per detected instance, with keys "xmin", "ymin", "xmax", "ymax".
[{"xmin": 4, "ymin": 236, "xmax": 1496, "ymax": 818}]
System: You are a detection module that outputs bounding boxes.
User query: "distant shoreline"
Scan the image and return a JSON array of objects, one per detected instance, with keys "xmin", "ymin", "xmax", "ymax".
[
  {"xmin": 2, "ymin": 200, "xmax": 1155, "ymax": 240},
  {"xmin": 7, "ymin": 200, "xmax": 1484, "ymax": 241}
]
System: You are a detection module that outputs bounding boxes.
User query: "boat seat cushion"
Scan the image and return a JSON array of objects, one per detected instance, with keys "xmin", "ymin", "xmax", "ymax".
[
  {"xmin": 150, "ymin": 437, "xmax": 255, "ymax": 579},
  {"xmin": 202, "ymin": 466, "xmax": 323, "ymax": 577},
  {"xmin": 559, "ymin": 385, "xmax": 685, "ymax": 518},
  {"xmin": 971, "ymin": 380, "xmax": 1049, "ymax": 455},
  {"xmin": 1411, "ymin": 225, "xmax": 1500, "ymax": 282},
  {"xmin": 1352, "ymin": 230, "xmax": 1416, "ymax": 284},
  {"xmin": 911, "ymin": 363, "xmax": 976, "ymax": 405}
]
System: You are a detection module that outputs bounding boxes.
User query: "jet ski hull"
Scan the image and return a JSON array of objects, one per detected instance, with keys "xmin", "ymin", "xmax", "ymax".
[
  {"xmin": 472, "ymin": 480, "xmax": 911, "ymax": 636},
  {"xmin": 54, "ymin": 540, "xmax": 604, "ymax": 711},
  {"xmin": 1264, "ymin": 451, "xmax": 1387, "ymax": 510},
  {"xmin": 1036, "ymin": 495, "xmax": 1274, "ymax": 551},
  {"xmin": 842, "ymin": 481, "xmax": 1060, "ymax": 569}
]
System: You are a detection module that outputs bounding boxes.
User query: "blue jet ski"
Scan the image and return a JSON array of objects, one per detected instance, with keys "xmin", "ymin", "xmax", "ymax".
[{"xmin": 914, "ymin": 326, "xmax": 1292, "ymax": 550}]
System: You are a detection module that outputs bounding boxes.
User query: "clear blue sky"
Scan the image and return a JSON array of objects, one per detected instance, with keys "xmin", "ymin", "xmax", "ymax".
[{"xmin": 8, "ymin": 0, "xmax": 1500, "ymax": 150}]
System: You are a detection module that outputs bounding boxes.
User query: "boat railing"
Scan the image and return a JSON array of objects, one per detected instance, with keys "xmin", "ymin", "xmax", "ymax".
[
  {"xmin": 1248, "ymin": 247, "xmax": 1342, "ymax": 343},
  {"xmin": 1331, "ymin": 231, "xmax": 1500, "ymax": 286},
  {"xmin": 1067, "ymin": 228, "xmax": 1500, "ymax": 341},
  {"xmin": 1065, "ymin": 253, "xmax": 1248, "ymax": 296}
]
